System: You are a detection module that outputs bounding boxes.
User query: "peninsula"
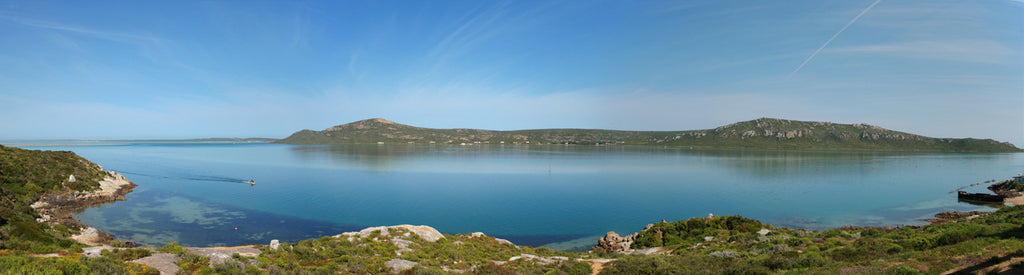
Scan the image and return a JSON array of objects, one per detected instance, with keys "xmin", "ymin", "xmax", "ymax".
[{"xmin": 276, "ymin": 118, "xmax": 1022, "ymax": 152}]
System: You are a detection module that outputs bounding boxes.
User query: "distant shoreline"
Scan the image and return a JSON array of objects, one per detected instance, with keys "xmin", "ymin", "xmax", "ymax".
[{"xmin": 1, "ymin": 138, "xmax": 277, "ymax": 147}]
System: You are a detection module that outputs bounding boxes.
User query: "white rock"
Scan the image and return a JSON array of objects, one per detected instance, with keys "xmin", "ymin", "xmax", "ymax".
[
  {"xmin": 495, "ymin": 238, "xmax": 514, "ymax": 246},
  {"xmin": 269, "ymin": 239, "xmax": 280, "ymax": 250},
  {"xmin": 385, "ymin": 259, "xmax": 419, "ymax": 273},
  {"xmin": 338, "ymin": 225, "xmax": 444, "ymax": 242}
]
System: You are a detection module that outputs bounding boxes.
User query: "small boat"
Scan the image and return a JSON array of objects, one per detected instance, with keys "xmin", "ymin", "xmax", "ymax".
[{"xmin": 248, "ymin": 180, "xmax": 256, "ymax": 185}]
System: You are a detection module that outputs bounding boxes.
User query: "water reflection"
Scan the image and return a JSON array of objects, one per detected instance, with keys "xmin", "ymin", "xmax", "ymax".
[{"xmin": 289, "ymin": 144, "xmax": 1012, "ymax": 177}]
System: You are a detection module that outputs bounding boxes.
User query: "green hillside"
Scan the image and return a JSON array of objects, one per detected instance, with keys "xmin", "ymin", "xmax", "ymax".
[
  {"xmin": 275, "ymin": 118, "xmax": 1022, "ymax": 152},
  {"xmin": 0, "ymin": 144, "xmax": 105, "ymax": 247}
]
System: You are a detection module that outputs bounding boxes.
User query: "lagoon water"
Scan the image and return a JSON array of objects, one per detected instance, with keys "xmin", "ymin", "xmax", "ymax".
[{"xmin": 12, "ymin": 142, "xmax": 1024, "ymax": 250}]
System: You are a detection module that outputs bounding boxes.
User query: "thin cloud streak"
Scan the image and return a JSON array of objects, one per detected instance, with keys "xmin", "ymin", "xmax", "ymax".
[
  {"xmin": 0, "ymin": 15, "xmax": 164, "ymax": 45},
  {"xmin": 790, "ymin": 0, "xmax": 883, "ymax": 77},
  {"xmin": 828, "ymin": 40, "xmax": 1015, "ymax": 63}
]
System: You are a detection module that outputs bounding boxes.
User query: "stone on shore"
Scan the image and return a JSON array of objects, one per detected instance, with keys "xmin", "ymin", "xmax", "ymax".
[{"xmin": 269, "ymin": 239, "xmax": 280, "ymax": 250}]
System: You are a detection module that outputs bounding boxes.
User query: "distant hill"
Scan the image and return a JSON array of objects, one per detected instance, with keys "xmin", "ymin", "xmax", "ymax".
[{"xmin": 275, "ymin": 118, "xmax": 1022, "ymax": 152}]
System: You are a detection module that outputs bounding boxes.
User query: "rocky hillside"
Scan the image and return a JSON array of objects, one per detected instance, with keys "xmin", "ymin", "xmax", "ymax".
[{"xmin": 275, "ymin": 118, "xmax": 1021, "ymax": 152}]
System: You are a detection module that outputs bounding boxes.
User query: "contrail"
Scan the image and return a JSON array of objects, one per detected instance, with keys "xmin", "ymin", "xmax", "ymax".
[{"xmin": 790, "ymin": 0, "xmax": 883, "ymax": 77}]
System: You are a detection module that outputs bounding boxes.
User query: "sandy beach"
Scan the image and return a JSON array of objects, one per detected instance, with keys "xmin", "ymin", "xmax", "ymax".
[{"xmin": 1007, "ymin": 195, "xmax": 1024, "ymax": 206}]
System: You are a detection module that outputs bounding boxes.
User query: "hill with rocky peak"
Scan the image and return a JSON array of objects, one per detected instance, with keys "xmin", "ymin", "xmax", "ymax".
[{"xmin": 275, "ymin": 118, "xmax": 1022, "ymax": 152}]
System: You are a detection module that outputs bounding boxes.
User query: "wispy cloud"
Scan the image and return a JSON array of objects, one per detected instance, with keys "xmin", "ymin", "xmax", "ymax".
[
  {"xmin": 0, "ymin": 15, "xmax": 165, "ymax": 45},
  {"xmin": 790, "ymin": 0, "xmax": 883, "ymax": 77},
  {"xmin": 829, "ymin": 40, "xmax": 1016, "ymax": 63}
]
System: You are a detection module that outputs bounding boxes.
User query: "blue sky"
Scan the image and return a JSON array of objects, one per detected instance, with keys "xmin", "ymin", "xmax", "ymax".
[{"xmin": 1, "ymin": 1, "xmax": 1022, "ymax": 146}]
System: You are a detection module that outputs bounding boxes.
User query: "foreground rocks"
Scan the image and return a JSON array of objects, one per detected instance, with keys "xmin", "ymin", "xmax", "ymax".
[
  {"xmin": 135, "ymin": 253, "xmax": 181, "ymax": 275},
  {"xmin": 336, "ymin": 224, "xmax": 445, "ymax": 242},
  {"xmin": 923, "ymin": 211, "xmax": 989, "ymax": 225},
  {"xmin": 31, "ymin": 170, "xmax": 137, "ymax": 245},
  {"xmin": 592, "ymin": 222, "xmax": 668, "ymax": 254}
]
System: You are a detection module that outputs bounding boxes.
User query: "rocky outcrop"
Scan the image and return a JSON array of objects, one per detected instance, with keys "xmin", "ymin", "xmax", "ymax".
[
  {"xmin": 134, "ymin": 246, "xmax": 261, "ymax": 274},
  {"xmin": 989, "ymin": 180, "xmax": 1024, "ymax": 198},
  {"xmin": 923, "ymin": 211, "xmax": 989, "ymax": 225},
  {"xmin": 468, "ymin": 232, "xmax": 514, "ymax": 246},
  {"xmin": 336, "ymin": 224, "xmax": 445, "ymax": 242},
  {"xmin": 135, "ymin": 253, "xmax": 181, "ymax": 275},
  {"xmin": 30, "ymin": 170, "xmax": 137, "ymax": 245},
  {"xmin": 592, "ymin": 231, "xmax": 640, "ymax": 254},
  {"xmin": 385, "ymin": 259, "xmax": 420, "ymax": 273}
]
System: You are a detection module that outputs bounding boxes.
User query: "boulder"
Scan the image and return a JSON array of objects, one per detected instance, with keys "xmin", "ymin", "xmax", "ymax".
[
  {"xmin": 269, "ymin": 239, "xmax": 280, "ymax": 250},
  {"xmin": 385, "ymin": 259, "xmax": 419, "ymax": 273},
  {"xmin": 592, "ymin": 231, "xmax": 639, "ymax": 253},
  {"xmin": 338, "ymin": 225, "xmax": 444, "ymax": 242}
]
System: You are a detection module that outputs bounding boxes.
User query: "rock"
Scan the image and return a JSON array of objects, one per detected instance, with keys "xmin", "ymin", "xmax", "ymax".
[
  {"xmin": 757, "ymin": 229, "xmax": 771, "ymax": 236},
  {"xmin": 709, "ymin": 250, "xmax": 740, "ymax": 258},
  {"xmin": 338, "ymin": 225, "xmax": 444, "ymax": 242},
  {"xmin": 935, "ymin": 211, "xmax": 988, "ymax": 220},
  {"xmin": 494, "ymin": 238, "xmax": 514, "ymax": 246},
  {"xmin": 465, "ymin": 231, "xmax": 514, "ymax": 245},
  {"xmin": 592, "ymin": 231, "xmax": 639, "ymax": 253},
  {"xmin": 269, "ymin": 239, "xmax": 280, "ymax": 250},
  {"xmin": 396, "ymin": 225, "xmax": 443, "ymax": 242},
  {"xmin": 704, "ymin": 236, "xmax": 714, "ymax": 242},
  {"xmin": 185, "ymin": 246, "xmax": 261, "ymax": 266},
  {"xmin": 135, "ymin": 253, "xmax": 181, "ymax": 275},
  {"xmin": 72, "ymin": 227, "xmax": 106, "ymax": 246},
  {"xmin": 82, "ymin": 245, "xmax": 112, "ymax": 258},
  {"xmin": 385, "ymin": 259, "xmax": 419, "ymax": 273},
  {"xmin": 391, "ymin": 238, "xmax": 415, "ymax": 255}
]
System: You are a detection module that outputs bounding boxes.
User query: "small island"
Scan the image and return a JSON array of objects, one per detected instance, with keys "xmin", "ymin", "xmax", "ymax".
[{"xmin": 275, "ymin": 118, "xmax": 1022, "ymax": 153}]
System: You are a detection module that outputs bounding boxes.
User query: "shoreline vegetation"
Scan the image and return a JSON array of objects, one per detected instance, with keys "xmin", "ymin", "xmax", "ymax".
[
  {"xmin": 276, "ymin": 118, "xmax": 1023, "ymax": 153},
  {"xmin": 2, "ymin": 147, "xmax": 1024, "ymax": 273}
]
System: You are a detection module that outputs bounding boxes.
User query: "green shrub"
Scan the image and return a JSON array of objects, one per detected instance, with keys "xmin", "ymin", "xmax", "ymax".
[
  {"xmin": 103, "ymin": 248, "xmax": 152, "ymax": 261},
  {"xmin": 900, "ymin": 237, "xmax": 933, "ymax": 250},
  {"xmin": 175, "ymin": 251, "xmax": 210, "ymax": 273},
  {"xmin": 797, "ymin": 252, "xmax": 827, "ymax": 268},
  {"xmin": 934, "ymin": 230, "xmax": 971, "ymax": 247},
  {"xmin": 884, "ymin": 243, "xmax": 904, "ymax": 254},
  {"xmin": 158, "ymin": 242, "xmax": 184, "ymax": 254},
  {"xmin": 82, "ymin": 256, "xmax": 129, "ymax": 274}
]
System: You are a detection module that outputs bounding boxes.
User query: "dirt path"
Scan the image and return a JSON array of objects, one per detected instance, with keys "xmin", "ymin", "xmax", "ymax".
[{"xmin": 587, "ymin": 259, "xmax": 616, "ymax": 275}]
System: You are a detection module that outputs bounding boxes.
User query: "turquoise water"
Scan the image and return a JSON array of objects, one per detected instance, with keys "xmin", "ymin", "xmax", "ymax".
[{"xmin": 12, "ymin": 142, "xmax": 1024, "ymax": 250}]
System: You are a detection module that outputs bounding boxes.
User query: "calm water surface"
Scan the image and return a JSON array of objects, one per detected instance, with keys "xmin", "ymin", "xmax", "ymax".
[{"xmin": 12, "ymin": 142, "xmax": 1024, "ymax": 250}]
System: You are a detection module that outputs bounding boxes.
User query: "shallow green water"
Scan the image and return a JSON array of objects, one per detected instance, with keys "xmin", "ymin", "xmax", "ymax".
[{"xmin": 13, "ymin": 142, "xmax": 1023, "ymax": 250}]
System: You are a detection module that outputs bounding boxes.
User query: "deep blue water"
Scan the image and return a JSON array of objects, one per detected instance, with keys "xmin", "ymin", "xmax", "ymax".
[{"xmin": 10, "ymin": 142, "xmax": 1024, "ymax": 250}]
